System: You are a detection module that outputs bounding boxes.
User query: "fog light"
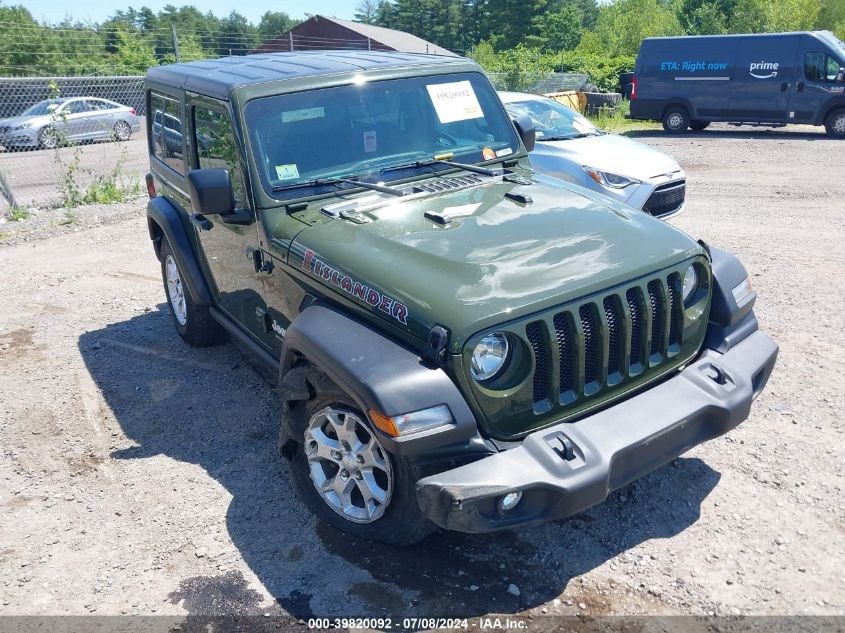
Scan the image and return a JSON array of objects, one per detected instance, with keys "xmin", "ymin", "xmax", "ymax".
[{"xmin": 498, "ymin": 491, "xmax": 523, "ymax": 512}]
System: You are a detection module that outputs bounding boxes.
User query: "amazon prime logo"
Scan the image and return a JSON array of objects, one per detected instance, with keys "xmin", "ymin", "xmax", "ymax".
[{"xmin": 749, "ymin": 61, "xmax": 779, "ymax": 79}]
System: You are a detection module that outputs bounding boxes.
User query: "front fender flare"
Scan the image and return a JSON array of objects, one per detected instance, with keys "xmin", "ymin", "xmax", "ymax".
[
  {"xmin": 146, "ymin": 196, "xmax": 212, "ymax": 306},
  {"xmin": 280, "ymin": 304, "xmax": 478, "ymax": 455}
]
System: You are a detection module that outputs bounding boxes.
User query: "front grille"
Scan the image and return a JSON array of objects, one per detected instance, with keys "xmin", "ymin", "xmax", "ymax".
[
  {"xmin": 527, "ymin": 272, "xmax": 688, "ymax": 410},
  {"xmin": 644, "ymin": 181, "xmax": 685, "ymax": 217}
]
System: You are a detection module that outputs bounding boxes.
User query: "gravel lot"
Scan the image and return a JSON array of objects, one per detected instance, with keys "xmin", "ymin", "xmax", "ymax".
[{"xmin": 0, "ymin": 124, "xmax": 843, "ymax": 624}]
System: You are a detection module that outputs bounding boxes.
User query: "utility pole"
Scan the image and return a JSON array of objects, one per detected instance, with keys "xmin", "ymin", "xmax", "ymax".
[
  {"xmin": 171, "ymin": 23, "xmax": 181, "ymax": 63},
  {"xmin": 289, "ymin": 31, "xmax": 294, "ymax": 51}
]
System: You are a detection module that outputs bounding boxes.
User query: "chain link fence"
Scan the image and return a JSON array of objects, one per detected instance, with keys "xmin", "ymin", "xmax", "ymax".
[
  {"xmin": 486, "ymin": 71, "xmax": 593, "ymax": 93},
  {"xmin": 0, "ymin": 75, "xmax": 147, "ymax": 212}
]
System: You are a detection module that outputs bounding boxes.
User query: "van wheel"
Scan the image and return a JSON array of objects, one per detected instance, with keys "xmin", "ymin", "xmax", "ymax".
[
  {"xmin": 825, "ymin": 110, "xmax": 845, "ymax": 138},
  {"xmin": 690, "ymin": 121, "xmax": 710, "ymax": 131},
  {"xmin": 662, "ymin": 107, "xmax": 690, "ymax": 133},
  {"xmin": 159, "ymin": 237, "xmax": 223, "ymax": 346},
  {"xmin": 282, "ymin": 366, "xmax": 434, "ymax": 546}
]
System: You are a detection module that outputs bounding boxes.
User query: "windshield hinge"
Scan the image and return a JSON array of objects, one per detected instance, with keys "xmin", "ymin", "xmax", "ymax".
[{"xmin": 422, "ymin": 325, "xmax": 450, "ymax": 368}]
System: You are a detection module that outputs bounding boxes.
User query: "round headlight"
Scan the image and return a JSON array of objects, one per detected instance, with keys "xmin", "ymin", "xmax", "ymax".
[
  {"xmin": 682, "ymin": 264, "xmax": 699, "ymax": 305},
  {"xmin": 471, "ymin": 333, "xmax": 509, "ymax": 382}
]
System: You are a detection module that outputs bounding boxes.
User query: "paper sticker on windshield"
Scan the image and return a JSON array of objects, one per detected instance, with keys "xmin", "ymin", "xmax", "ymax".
[
  {"xmin": 496, "ymin": 147, "xmax": 513, "ymax": 158},
  {"xmin": 281, "ymin": 107, "xmax": 325, "ymax": 124},
  {"xmin": 426, "ymin": 81, "xmax": 483, "ymax": 124},
  {"xmin": 482, "ymin": 147, "xmax": 496, "ymax": 161},
  {"xmin": 363, "ymin": 130, "xmax": 377, "ymax": 153},
  {"xmin": 275, "ymin": 164, "xmax": 300, "ymax": 180}
]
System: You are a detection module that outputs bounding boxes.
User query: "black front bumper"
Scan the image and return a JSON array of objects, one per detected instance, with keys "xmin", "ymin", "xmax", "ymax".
[{"xmin": 415, "ymin": 330, "xmax": 778, "ymax": 533}]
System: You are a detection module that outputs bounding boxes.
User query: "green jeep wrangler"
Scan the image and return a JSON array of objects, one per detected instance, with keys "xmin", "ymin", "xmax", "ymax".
[{"xmin": 144, "ymin": 51, "xmax": 778, "ymax": 545}]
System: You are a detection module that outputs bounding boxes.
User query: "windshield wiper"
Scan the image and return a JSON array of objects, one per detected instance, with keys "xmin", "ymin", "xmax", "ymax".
[
  {"xmin": 541, "ymin": 133, "xmax": 597, "ymax": 141},
  {"xmin": 381, "ymin": 156, "xmax": 506, "ymax": 178},
  {"xmin": 272, "ymin": 175, "xmax": 406, "ymax": 197}
]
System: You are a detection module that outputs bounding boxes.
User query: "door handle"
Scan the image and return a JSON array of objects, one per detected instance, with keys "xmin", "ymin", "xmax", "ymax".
[
  {"xmin": 190, "ymin": 213, "xmax": 213, "ymax": 231},
  {"xmin": 796, "ymin": 82, "xmax": 805, "ymax": 92},
  {"xmin": 780, "ymin": 82, "xmax": 788, "ymax": 92}
]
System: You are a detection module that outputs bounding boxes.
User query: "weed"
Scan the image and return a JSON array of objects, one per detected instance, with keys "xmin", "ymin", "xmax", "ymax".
[
  {"xmin": 8, "ymin": 207, "xmax": 30, "ymax": 221},
  {"xmin": 60, "ymin": 209, "xmax": 79, "ymax": 225},
  {"xmin": 586, "ymin": 100, "xmax": 660, "ymax": 134}
]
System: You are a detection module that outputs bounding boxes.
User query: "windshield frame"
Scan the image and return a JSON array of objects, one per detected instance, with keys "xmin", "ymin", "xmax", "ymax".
[{"xmin": 241, "ymin": 70, "xmax": 524, "ymax": 203}]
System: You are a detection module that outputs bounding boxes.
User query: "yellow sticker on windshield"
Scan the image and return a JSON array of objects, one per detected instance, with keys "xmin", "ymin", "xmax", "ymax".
[{"xmin": 275, "ymin": 164, "xmax": 300, "ymax": 181}]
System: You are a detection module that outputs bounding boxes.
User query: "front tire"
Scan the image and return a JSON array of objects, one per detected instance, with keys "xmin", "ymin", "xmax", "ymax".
[
  {"xmin": 283, "ymin": 366, "xmax": 434, "ymax": 546},
  {"xmin": 825, "ymin": 110, "xmax": 845, "ymax": 138},
  {"xmin": 159, "ymin": 237, "xmax": 222, "ymax": 346},
  {"xmin": 38, "ymin": 127, "xmax": 58, "ymax": 150},
  {"xmin": 662, "ymin": 106, "xmax": 690, "ymax": 133}
]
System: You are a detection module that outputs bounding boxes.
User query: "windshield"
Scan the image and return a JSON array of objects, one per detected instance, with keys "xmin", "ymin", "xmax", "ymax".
[
  {"xmin": 21, "ymin": 99, "xmax": 64, "ymax": 116},
  {"xmin": 819, "ymin": 31, "xmax": 845, "ymax": 59},
  {"xmin": 245, "ymin": 72, "xmax": 521, "ymax": 197},
  {"xmin": 503, "ymin": 98, "xmax": 600, "ymax": 140}
]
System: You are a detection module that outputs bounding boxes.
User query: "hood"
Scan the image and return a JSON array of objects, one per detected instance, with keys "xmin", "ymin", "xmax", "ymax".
[
  {"xmin": 287, "ymin": 175, "xmax": 703, "ymax": 349},
  {"xmin": 534, "ymin": 133, "xmax": 680, "ymax": 181},
  {"xmin": 0, "ymin": 114, "xmax": 49, "ymax": 129}
]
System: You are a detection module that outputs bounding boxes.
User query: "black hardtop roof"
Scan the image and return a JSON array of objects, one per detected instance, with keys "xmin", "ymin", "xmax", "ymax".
[{"xmin": 145, "ymin": 50, "xmax": 471, "ymax": 99}]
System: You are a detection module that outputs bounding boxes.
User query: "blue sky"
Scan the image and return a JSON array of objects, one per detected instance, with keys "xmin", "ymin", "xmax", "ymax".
[{"xmin": 20, "ymin": 0, "xmax": 356, "ymax": 26}]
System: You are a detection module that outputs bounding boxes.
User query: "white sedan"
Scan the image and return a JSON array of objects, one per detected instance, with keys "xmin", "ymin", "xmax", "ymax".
[{"xmin": 500, "ymin": 91, "xmax": 686, "ymax": 219}]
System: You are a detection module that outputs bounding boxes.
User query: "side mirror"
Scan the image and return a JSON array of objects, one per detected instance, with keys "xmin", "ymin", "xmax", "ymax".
[
  {"xmin": 837, "ymin": 67, "xmax": 845, "ymax": 84},
  {"xmin": 187, "ymin": 168, "xmax": 235, "ymax": 215},
  {"xmin": 512, "ymin": 116, "xmax": 536, "ymax": 153},
  {"xmin": 186, "ymin": 168, "xmax": 253, "ymax": 226}
]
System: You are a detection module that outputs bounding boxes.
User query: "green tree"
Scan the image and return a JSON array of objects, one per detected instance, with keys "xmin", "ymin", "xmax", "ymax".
[
  {"xmin": 258, "ymin": 11, "xmax": 295, "ymax": 42},
  {"xmin": 817, "ymin": 0, "xmax": 845, "ymax": 39},
  {"xmin": 217, "ymin": 10, "xmax": 259, "ymax": 55},
  {"xmin": 355, "ymin": 0, "xmax": 380, "ymax": 23},
  {"xmin": 731, "ymin": 0, "xmax": 821, "ymax": 32},
  {"xmin": 112, "ymin": 28, "xmax": 158, "ymax": 71},
  {"xmin": 578, "ymin": 0, "xmax": 684, "ymax": 57},
  {"xmin": 533, "ymin": 5, "xmax": 582, "ymax": 50}
]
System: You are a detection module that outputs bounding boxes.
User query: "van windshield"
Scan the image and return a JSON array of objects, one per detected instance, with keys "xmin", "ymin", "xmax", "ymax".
[
  {"xmin": 244, "ymin": 72, "xmax": 520, "ymax": 197},
  {"xmin": 820, "ymin": 31, "xmax": 845, "ymax": 58}
]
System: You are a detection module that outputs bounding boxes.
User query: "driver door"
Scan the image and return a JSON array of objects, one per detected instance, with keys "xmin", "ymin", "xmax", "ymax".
[
  {"xmin": 187, "ymin": 95, "xmax": 276, "ymax": 350},
  {"xmin": 790, "ymin": 50, "xmax": 845, "ymax": 122}
]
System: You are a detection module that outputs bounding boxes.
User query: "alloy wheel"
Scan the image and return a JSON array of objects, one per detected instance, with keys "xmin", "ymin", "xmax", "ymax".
[
  {"xmin": 114, "ymin": 121, "xmax": 131, "ymax": 141},
  {"xmin": 165, "ymin": 254, "xmax": 187, "ymax": 325},
  {"xmin": 304, "ymin": 406, "xmax": 393, "ymax": 523}
]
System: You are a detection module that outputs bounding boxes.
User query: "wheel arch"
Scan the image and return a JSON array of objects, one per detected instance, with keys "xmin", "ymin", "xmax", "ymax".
[
  {"xmin": 146, "ymin": 196, "xmax": 212, "ymax": 306},
  {"xmin": 277, "ymin": 304, "xmax": 479, "ymax": 457},
  {"xmin": 820, "ymin": 102, "xmax": 845, "ymax": 127},
  {"xmin": 662, "ymin": 99, "xmax": 694, "ymax": 119}
]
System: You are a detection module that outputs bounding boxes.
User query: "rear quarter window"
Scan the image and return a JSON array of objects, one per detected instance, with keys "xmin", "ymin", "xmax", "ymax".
[{"xmin": 148, "ymin": 91, "xmax": 185, "ymax": 174}]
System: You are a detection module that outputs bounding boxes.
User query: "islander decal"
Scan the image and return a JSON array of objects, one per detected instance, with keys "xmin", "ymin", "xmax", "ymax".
[{"xmin": 302, "ymin": 249, "xmax": 409, "ymax": 325}]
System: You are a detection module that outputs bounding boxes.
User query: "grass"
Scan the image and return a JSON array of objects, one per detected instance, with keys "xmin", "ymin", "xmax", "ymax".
[
  {"xmin": 60, "ymin": 209, "xmax": 79, "ymax": 225},
  {"xmin": 586, "ymin": 101, "xmax": 661, "ymax": 135},
  {"xmin": 7, "ymin": 207, "xmax": 30, "ymax": 222}
]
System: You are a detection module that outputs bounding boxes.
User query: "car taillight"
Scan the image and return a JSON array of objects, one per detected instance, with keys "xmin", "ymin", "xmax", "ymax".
[
  {"xmin": 145, "ymin": 173, "xmax": 156, "ymax": 199},
  {"xmin": 631, "ymin": 76, "xmax": 637, "ymax": 100},
  {"xmin": 130, "ymin": 108, "xmax": 137, "ymax": 116}
]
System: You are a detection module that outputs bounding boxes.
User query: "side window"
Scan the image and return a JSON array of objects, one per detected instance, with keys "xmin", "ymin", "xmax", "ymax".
[
  {"xmin": 149, "ymin": 91, "xmax": 185, "ymax": 173},
  {"xmin": 826, "ymin": 55, "xmax": 842, "ymax": 82},
  {"xmin": 194, "ymin": 106, "xmax": 246, "ymax": 207},
  {"xmin": 66, "ymin": 101, "xmax": 90, "ymax": 114},
  {"xmin": 805, "ymin": 52, "xmax": 825, "ymax": 82}
]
